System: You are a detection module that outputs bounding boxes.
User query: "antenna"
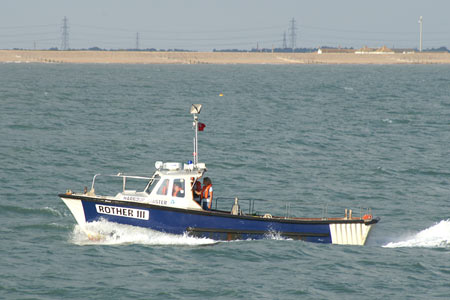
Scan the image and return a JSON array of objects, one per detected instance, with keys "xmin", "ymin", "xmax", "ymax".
[
  {"xmin": 418, "ymin": 16, "xmax": 423, "ymax": 52},
  {"xmin": 61, "ymin": 16, "xmax": 69, "ymax": 50},
  {"xmin": 190, "ymin": 104, "xmax": 203, "ymax": 166}
]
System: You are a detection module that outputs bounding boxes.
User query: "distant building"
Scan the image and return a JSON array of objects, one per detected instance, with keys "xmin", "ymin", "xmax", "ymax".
[
  {"xmin": 317, "ymin": 48, "xmax": 355, "ymax": 54},
  {"xmin": 314, "ymin": 46, "xmax": 419, "ymax": 55},
  {"xmin": 375, "ymin": 46, "xmax": 395, "ymax": 54},
  {"xmin": 355, "ymin": 46, "xmax": 394, "ymax": 54},
  {"xmin": 391, "ymin": 48, "xmax": 416, "ymax": 54},
  {"xmin": 355, "ymin": 46, "xmax": 375, "ymax": 54}
]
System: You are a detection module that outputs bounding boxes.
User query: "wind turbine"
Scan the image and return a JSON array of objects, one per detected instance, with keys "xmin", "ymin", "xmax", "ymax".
[{"xmin": 418, "ymin": 16, "xmax": 423, "ymax": 52}]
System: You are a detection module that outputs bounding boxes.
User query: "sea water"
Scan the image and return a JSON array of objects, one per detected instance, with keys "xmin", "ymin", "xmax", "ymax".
[{"xmin": 0, "ymin": 63, "xmax": 449, "ymax": 299}]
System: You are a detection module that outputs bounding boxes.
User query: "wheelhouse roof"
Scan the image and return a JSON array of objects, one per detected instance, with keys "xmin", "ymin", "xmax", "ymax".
[{"xmin": 155, "ymin": 168, "xmax": 206, "ymax": 178}]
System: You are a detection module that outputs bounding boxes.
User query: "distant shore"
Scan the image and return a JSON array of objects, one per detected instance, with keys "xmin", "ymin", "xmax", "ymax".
[{"xmin": 1, "ymin": 50, "xmax": 450, "ymax": 65}]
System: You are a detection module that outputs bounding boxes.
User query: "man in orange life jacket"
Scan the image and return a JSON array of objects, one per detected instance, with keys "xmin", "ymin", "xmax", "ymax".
[
  {"xmin": 172, "ymin": 183, "xmax": 183, "ymax": 197},
  {"xmin": 201, "ymin": 177, "xmax": 213, "ymax": 210}
]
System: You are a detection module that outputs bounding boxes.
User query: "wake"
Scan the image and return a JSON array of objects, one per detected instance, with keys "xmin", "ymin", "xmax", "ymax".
[
  {"xmin": 383, "ymin": 219, "xmax": 450, "ymax": 248},
  {"xmin": 70, "ymin": 220, "xmax": 217, "ymax": 246},
  {"xmin": 69, "ymin": 221, "xmax": 292, "ymax": 246}
]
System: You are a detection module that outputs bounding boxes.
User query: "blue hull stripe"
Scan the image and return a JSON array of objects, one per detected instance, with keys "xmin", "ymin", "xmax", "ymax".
[{"xmin": 79, "ymin": 198, "xmax": 334, "ymax": 243}]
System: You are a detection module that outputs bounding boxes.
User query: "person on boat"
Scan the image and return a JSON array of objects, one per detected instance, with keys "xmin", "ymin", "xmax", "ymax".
[
  {"xmin": 191, "ymin": 178, "xmax": 202, "ymax": 204},
  {"xmin": 201, "ymin": 177, "xmax": 213, "ymax": 210},
  {"xmin": 172, "ymin": 183, "xmax": 183, "ymax": 197},
  {"xmin": 157, "ymin": 179, "xmax": 169, "ymax": 195}
]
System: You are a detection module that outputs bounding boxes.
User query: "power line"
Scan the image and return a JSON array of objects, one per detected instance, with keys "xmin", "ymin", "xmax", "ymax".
[
  {"xmin": 1, "ymin": 19, "xmax": 448, "ymax": 50},
  {"xmin": 70, "ymin": 23, "xmax": 286, "ymax": 34},
  {"xmin": 299, "ymin": 23, "xmax": 450, "ymax": 35},
  {"xmin": 67, "ymin": 31, "xmax": 281, "ymax": 42},
  {"xmin": 0, "ymin": 24, "xmax": 58, "ymax": 30},
  {"xmin": 0, "ymin": 31, "xmax": 58, "ymax": 38}
]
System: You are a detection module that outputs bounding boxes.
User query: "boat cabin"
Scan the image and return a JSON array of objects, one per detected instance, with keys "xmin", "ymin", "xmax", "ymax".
[{"xmin": 112, "ymin": 161, "xmax": 207, "ymax": 211}]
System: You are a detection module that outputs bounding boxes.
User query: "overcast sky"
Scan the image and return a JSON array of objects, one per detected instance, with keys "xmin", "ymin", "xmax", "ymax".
[{"xmin": 1, "ymin": 0, "xmax": 449, "ymax": 50}]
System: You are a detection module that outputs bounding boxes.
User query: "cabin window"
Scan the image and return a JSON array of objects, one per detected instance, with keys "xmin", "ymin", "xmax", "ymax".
[
  {"xmin": 156, "ymin": 179, "xmax": 169, "ymax": 196},
  {"xmin": 145, "ymin": 175, "xmax": 160, "ymax": 195},
  {"xmin": 172, "ymin": 179, "xmax": 185, "ymax": 198}
]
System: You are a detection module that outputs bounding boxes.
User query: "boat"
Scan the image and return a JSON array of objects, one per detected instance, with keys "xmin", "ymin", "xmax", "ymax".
[{"xmin": 59, "ymin": 104, "xmax": 379, "ymax": 245}]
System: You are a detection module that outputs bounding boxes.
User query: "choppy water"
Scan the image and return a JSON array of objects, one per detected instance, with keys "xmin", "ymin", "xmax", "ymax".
[{"xmin": 1, "ymin": 63, "xmax": 449, "ymax": 299}]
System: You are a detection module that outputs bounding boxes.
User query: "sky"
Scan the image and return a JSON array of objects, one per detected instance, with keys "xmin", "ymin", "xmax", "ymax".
[{"xmin": 1, "ymin": 0, "xmax": 449, "ymax": 51}]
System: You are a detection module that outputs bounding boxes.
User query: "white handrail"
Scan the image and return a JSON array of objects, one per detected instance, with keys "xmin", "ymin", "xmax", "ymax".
[{"xmin": 90, "ymin": 173, "xmax": 155, "ymax": 192}]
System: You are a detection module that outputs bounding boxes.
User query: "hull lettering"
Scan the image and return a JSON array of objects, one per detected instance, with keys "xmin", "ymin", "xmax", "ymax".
[{"xmin": 95, "ymin": 204, "xmax": 149, "ymax": 220}]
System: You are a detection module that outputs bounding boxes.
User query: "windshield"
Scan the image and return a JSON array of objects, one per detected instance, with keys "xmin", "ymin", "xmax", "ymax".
[{"xmin": 145, "ymin": 175, "xmax": 160, "ymax": 195}]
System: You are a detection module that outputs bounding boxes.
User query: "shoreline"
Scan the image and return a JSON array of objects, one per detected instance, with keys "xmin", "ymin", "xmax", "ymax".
[{"xmin": 1, "ymin": 50, "xmax": 450, "ymax": 65}]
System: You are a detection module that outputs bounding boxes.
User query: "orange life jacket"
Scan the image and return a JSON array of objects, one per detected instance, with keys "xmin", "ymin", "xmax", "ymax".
[
  {"xmin": 201, "ymin": 184, "xmax": 212, "ymax": 200},
  {"xmin": 201, "ymin": 184, "xmax": 213, "ymax": 209},
  {"xmin": 161, "ymin": 185, "xmax": 168, "ymax": 195}
]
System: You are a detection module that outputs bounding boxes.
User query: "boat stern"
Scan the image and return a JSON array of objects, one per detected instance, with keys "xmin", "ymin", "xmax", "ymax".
[{"xmin": 329, "ymin": 218, "xmax": 379, "ymax": 246}]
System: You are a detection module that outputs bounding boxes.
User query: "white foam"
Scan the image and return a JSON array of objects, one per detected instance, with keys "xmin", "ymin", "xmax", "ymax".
[
  {"xmin": 264, "ymin": 230, "xmax": 292, "ymax": 241},
  {"xmin": 383, "ymin": 219, "xmax": 450, "ymax": 248},
  {"xmin": 70, "ymin": 220, "xmax": 217, "ymax": 246}
]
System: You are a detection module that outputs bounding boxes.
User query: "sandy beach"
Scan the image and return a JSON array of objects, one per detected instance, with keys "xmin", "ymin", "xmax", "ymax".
[{"xmin": 1, "ymin": 50, "xmax": 450, "ymax": 64}]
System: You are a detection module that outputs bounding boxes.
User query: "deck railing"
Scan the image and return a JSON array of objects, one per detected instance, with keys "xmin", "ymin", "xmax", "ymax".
[{"xmin": 214, "ymin": 197, "xmax": 374, "ymax": 220}]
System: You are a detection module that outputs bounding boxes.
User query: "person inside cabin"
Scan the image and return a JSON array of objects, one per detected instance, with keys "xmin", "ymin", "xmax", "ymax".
[
  {"xmin": 191, "ymin": 177, "xmax": 202, "ymax": 204},
  {"xmin": 172, "ymin": 181, "xmax": 184, "ymax": 198},
  {"xmin": 172, "ymin": 183, "xmax": 181, "ymax": 197},
  {"xmin": 157, "ymin": 179, "xmax": 169, "ymax": 195},
  {"xmin": 201, "ymin": 177, "xmax": 213, "ymax": 210}
]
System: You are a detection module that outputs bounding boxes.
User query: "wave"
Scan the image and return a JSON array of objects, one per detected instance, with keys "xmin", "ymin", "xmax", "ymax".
[
  {"xmin": 0, "ymin": 204, "xmax": 65, "ymax": 217},
  {"xmin": 70, "ymin": 220, "xmax": 217, "ymax": 246},
  {"xmin": 383, "ymin": 219, "xmax": 450, "ymax": 248}
]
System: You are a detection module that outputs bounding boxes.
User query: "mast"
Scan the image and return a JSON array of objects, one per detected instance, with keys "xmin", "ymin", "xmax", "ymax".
[{"xmin": 190, "ymin": 104, "xmax": 202, "ymax": 167}]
